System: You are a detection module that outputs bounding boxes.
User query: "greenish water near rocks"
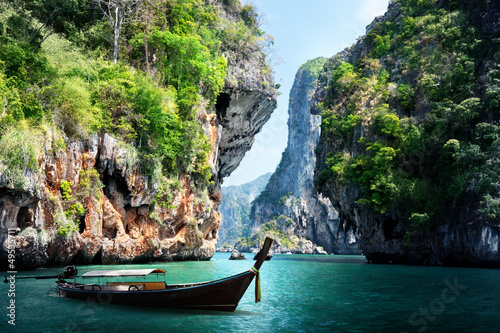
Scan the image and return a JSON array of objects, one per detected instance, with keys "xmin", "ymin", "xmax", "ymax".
[{"xmin": 2, "ymin": 253, "xmax": 500, "ymax": 332}]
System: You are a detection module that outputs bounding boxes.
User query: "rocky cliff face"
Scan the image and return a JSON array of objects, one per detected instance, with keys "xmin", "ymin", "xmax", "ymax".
[
  {"xmin": 249, "ymin": 58, "xmax": 360, "ymax": 254},
  {"xmin": 0, "ymin": 46, "xmax": 276, "ymax": 270},
  {"xmin": 0, "ymin": 86, "xmax": 275, "ymax": 270},
  {"xmin": 313, "ymin": 0, "xmax": 500, "ymax": 267}
]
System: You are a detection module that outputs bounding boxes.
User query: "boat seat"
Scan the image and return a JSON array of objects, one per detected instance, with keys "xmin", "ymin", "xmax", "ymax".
[{"xmin": 144, "ymin": 282, "xmax": 166, "ymax": 290}]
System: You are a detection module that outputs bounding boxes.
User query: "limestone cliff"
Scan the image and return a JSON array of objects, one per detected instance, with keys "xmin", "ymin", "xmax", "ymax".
[
  {"xmin": 0, "ymin": 1, "xmax": 277, "ymax": 270},
  {"xmin": 249, "ymin": 58, "xmax": 360, "ymax": 254},
  {"xmin": 313, "ymin": 0, "xmax": 500, "ymax": 266},
  {"xmin": 0, "ymin": 83, "xmax": 276, "ymax": 270}
]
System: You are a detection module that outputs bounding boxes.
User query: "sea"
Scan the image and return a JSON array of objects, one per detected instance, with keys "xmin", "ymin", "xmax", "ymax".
[{"xmin": 2, "ymin": 252, "xmax": 500, "ymax": 333}]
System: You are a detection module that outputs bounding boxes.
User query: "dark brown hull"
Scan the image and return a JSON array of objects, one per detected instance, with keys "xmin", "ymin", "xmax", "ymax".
[{"xmin": 56, "ymin": 271, "xmax": 255, "ymax": 312}]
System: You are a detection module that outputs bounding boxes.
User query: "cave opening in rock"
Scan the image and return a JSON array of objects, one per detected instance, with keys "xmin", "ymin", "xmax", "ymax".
[
  {"xmin": 91, "ymin": 248, "xmax": 103, "ymax": 265},
  {"xmin": 17, "ymin": 206, "xmax": 32, "ymax": 229},
  {"xmin": 103, "ymin": 227, "xmax": 117, "ymax": 239},
  {"xmin": 102, "ymin": 170, "xmax": 131, "ymax": 202},
  {"xmin": 215, "ymin": 92, "xmax": 231, "ymax": 121},
  {"xmin": 78, "ymin": 216, "xmax": 86, "ymax": 234},
  {"xmin": 383, "ymin": 218, "xmax": 398, "ymax": 239}
]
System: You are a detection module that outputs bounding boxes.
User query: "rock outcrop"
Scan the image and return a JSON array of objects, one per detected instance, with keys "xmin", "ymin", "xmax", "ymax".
[
  {"xmin": 249, "ymin": 58, "xmax": 361, "ymax": 254},
  {"xmin": 0, "ymin": 32, "xmax": 277, "ymax": 270},
  {"xmin": 0, "ymin": 133, "xmax": 212, "ymax": 269},
  {"xmin": 312, "ymin": 0, "xmax": 500, "ymax": 267},
  {"xmin": 229, "ymin": 251, "xmax": 246, "ymax": 260}
]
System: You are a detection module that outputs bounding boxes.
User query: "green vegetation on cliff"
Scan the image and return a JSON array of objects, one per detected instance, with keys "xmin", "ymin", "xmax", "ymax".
[
  {"xmin": 0, "ymin": 0, "xmax": 272, "ymax": 198},
  {"xmin": 316, "ymin": 0, "xmax": 500, "ymax": 243}
]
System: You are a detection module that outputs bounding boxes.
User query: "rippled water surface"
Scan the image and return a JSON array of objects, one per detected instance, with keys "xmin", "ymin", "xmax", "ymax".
[{"xmin": 2, "ymin": 253, "xmax": 500, "ymax": 332}]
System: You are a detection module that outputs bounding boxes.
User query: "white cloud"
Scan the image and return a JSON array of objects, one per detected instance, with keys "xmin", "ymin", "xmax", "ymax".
[{"xmin": 357, "ymin": 0, "xmax": 390, "ymax": 25}]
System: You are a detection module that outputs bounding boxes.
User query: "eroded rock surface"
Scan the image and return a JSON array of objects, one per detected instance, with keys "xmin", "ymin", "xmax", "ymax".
[
  {"xmin": 249, "ymin": 59, "xmax": 361, "ymax": 254},
  {"xmin": 0, "ymin": 88, "xmax": 276, "ymax": 270}
]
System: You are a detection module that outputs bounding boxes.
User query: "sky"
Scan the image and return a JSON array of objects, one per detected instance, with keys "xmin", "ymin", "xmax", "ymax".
[{"xmin": 223, "ymin": 0, "xmax": 391, "ymax": 186}]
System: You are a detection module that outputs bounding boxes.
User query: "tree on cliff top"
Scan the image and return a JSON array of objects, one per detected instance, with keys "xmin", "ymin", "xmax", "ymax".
[{"xmin": 95, "ymin": 0, "xmax": 143, "ymax": 64}]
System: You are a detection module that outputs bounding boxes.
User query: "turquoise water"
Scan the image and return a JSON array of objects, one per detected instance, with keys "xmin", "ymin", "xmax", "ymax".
[{"xmin": 2, "ymin": 253, "xmax": 500, "ymax": 332}]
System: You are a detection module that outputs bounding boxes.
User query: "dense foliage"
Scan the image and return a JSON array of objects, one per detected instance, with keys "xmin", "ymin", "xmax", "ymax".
[
  {"xmin": 0, "ymin": 0, "xmax": 269, "ymax": 195},
  {"xmin": 316, "ymin": 0, "xmax": 500, "ymax": 243}
]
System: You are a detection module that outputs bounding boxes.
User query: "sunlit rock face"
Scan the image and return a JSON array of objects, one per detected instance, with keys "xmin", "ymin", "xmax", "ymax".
[
  {"xmin": 0, "ymin": 133, "xmax": 215, "ymax": 269},
  {"xmin": 0, "ymin": 82, "xmax": 276, "ymax": 269},
  {"xmin": 249, "ymin": 59, "xmax": 361, "ymax": 254},
  {"xmin": 0, "ymin": 36, "xmax": 277, "ymax": 271}
]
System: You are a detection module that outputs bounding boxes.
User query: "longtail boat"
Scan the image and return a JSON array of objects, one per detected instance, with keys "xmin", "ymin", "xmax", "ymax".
[{"xmin": 47, "ymin": 237, "xmax": 273, "ymax": 312}]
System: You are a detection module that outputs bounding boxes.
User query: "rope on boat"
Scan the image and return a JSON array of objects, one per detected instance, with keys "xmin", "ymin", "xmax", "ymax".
[{"xmin": 249, "ymin": 266, "xmax": 261, "ymax": 303}]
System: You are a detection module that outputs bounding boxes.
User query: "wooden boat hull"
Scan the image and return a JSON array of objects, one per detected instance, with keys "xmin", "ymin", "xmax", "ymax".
[
  {"xmin": 56, "ymin": 270, "xmax": 255, "ymax": 312},
  {"xmin": 54, "ymin": 237, "xmax": 274, "ymax": 312}
]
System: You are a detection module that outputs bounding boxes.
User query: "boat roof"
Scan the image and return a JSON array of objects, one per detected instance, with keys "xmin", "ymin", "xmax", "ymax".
[{"xmin": 82, "ymin": 269, "xmax": 165, "ymax": 278}]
